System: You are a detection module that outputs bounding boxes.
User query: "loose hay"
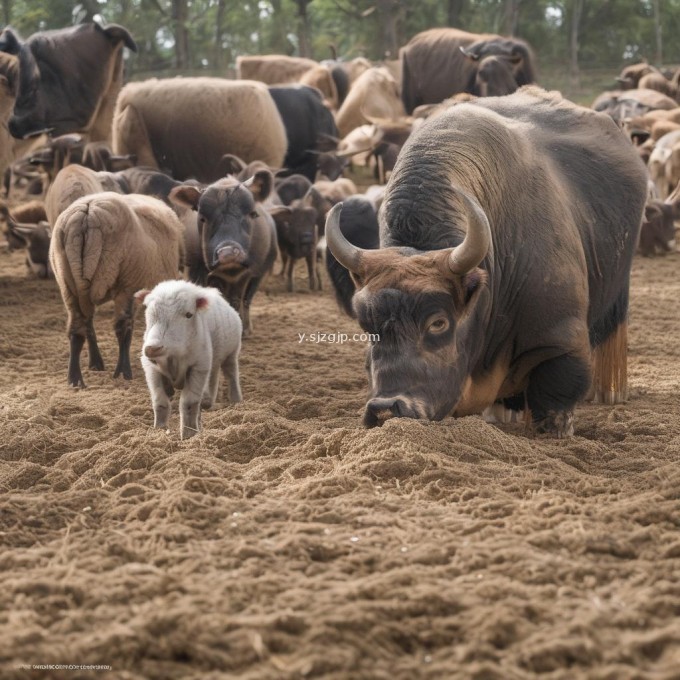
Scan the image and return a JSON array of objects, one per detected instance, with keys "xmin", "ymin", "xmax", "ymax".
[{"xmin": 1, "ymin": 248, "xmax": 679, "ymax": 679}]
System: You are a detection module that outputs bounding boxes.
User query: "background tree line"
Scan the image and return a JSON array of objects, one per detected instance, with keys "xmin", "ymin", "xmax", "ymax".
[{"xmin": 1, "ymin": 0, "xmax": 677, "ymax": 98}]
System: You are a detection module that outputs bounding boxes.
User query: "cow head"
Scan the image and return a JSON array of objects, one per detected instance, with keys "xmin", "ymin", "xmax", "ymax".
[
  {"xmin": 639, "ymin": 200, "xmax": 678, "ymax": 256},
  {"xmin": 269, "ymin": 190, "xmax": 319, "ymax": 259},
  {"xmin": 0, "ymin": 22, "xmax": 136, "ymax": 139},
  {"xmin": 326, "ymin": 187, "xmax": 492, "ymax": 427},
  {"xmin": 170, "ymin": 170, "xmax": 274, "ymax": 280}
]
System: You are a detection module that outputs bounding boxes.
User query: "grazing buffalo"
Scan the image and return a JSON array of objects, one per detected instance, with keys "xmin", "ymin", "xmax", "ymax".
[
  {"xmin": 400, "ymin": 28, "xmax": 536, "ymax": 114},
  {"xmin": 326, "ymin": 87, "xmax": 647, "ymax": 436},
  {"xmin": 170, "ymin": 171, "xmax": 278, "ymax": 336},
  {"xmin": 0, "ymin": 22, "xmax": 136, "ymax": 141},
  {"xmin": 268, "ymin": 85, "xmax": 340, "ymax": 182}
]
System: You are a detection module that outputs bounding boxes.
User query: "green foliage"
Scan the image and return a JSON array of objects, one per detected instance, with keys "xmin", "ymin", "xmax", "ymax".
[{"xmin": 2, "ymin": 0, "xmax": 679, "ymax": 78}]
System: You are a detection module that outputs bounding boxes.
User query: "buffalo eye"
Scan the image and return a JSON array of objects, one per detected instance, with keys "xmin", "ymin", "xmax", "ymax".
[
  {"xmin": 426, "ymin": 316, "xmax": 449, "ymax": 335},
  {"xmin": 185, "ymin": 312, "xmax": 193, "ymax": 319}
]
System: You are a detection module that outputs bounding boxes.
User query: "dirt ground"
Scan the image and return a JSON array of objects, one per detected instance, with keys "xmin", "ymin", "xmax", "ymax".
[{"xmin": 0, "ymin": 240, "xmax": 679, "ymax": 680}]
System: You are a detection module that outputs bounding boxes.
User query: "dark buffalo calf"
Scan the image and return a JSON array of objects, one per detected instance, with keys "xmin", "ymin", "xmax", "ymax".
[
  {"xmin": 269, "ymin": 191, "xmax": 321, "ymax": 292},
  {"xmin": 325, "ymin": 196, "xmax": 379, "ymax": 317},
  {"xmin": 639, "ymin": 201, "xmax": 677, "ymax": 256},
  {"xmin": 170, "ymin": 170, "xmax": 278, "ymax": 336}
]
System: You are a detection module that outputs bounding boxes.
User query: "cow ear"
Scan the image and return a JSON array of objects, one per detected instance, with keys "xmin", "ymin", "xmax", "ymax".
[
  {"xmin": 98, "ymin": 23, "xmax": 137, "ymax": 52},
  {"xmin": 169, "ymin": 185, "xmax": 203, "ymax": 211},
  {"xmin": 134, "ymin": 289, "xmax": 151, "ymax": 304},
  {"xmin": 0, "ymin": 28, "xmax": 22, "ymax": 56},
  {"xmin": 244, "ymin": 169, "xmax": 274, "ymax": 203},
  {"xmin": 196, "ymin": 296, "xmax": 209, "ymax": 311},
  {"xmin": 268, "ymin": 205, "xmax": 292, "ymax": 219}
]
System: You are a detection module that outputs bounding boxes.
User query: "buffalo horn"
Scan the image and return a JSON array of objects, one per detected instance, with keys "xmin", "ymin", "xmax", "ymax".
[
  {"xmin": 447, "ymin": 188, "xmax": 491, "ymax": 275},
  {"xmin": 325, "ymin": 202, "xmax": 365, "ymax": 275}
]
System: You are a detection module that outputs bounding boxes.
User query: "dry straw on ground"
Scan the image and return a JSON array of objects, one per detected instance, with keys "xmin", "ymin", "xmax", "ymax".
[{"xmin": 0, "ymin": 247, "xmax": 679, "ymax": 679}]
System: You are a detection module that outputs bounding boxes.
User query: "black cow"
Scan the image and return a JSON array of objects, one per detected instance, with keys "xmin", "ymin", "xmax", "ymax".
[
  {"xmin": 0, "ymin": 22, "xmax": 136, "ymax": 140},
  {"xmin": 268, "ymin": 85, "xmax": 341, "ymax": 182},
  {"xmin": 400, "ymin": 28, "xmax": 536, "ymax": 114},
  {"xmin": 326, "ymin": 87, "xmax": 647, "ymax": 436},
  {"xmin": 170, "ymin": 172, "xmax": 278, "ymax": 336},
  {"xmin": 325, "ymin": 196, "xmax": 379, "ymax": 317}
]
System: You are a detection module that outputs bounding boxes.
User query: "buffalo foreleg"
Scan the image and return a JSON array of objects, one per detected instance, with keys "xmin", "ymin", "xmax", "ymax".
[{"xmin": 527, "ymin": 354, "xmax": 590, "ymax": 438}]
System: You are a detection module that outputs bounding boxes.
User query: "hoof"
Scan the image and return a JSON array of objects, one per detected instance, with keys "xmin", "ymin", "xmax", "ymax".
[{"xmin": 534, "ymin": 410, "xmax": 575, "ymax": 438}]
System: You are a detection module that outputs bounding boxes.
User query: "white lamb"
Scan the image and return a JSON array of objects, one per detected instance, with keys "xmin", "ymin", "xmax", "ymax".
[{"xmin": 135, "ymin": 280, "xmax": 243, "ymax": 439}]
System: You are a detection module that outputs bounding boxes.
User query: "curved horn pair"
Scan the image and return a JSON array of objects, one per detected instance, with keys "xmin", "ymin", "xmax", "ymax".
[{"xmin": 325, "ymin": 186, "xmax": 491, "ymax": 277}]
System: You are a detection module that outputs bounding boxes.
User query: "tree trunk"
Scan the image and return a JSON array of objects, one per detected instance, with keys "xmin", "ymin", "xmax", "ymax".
[
  {"xmin": 172, "ymin": 0, "xmax": 190, "ymax": 69},
  {"xmin": 652, "ymin": 0, "xmax": 662, "ymax": 67},
  {"xmin": 294, "ymin": 0, "xmax": 313, "ymax": 58},
  {"xmin": 1, "ymin": 0, "xmax": 11, "ymax": 26},
  {"xmin": 214, "ymin": 0, "xmax": 226, "ymax": 69},
  {"xmin": 447, "ymin": 0, "xmax": 465, "ymax": 27},
  {"xmin": 501, "ymin": 0, "xmax": 520, "ymax": 36},
  {"xmin": 569, "ymin": 0, "xmax": 584, "ymax": 88},
  {"xmin": 377, "ymin": 0, "xmax": 400, "ymax": 59}
]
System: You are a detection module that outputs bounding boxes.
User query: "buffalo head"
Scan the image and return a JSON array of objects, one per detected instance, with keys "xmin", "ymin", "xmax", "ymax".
[{"xmin": 326, "ymin": 187, "xmax": 492, "ymax": 427}]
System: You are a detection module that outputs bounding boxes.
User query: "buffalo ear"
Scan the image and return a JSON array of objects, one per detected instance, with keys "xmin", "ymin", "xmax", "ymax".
[
  {"xmin": 244, "ymin": 169, "xmax": 274, "ymax": 203},
  {"xmin": 644, "ymin": 203, "xmax": 662, "ymax": 222},
  {"xmin": 0, "ymin": 28, "xmax": 22, "ymax": 56},
  {"xmin": 217, "ymin": 153, "xmax": 246, "ymax": 178},
  {"xmin": 459, "ymin": 46, "xmax": 480, "ymax": 62},
  {"xmin": 462, "ymin": 268, "xmax": 487, "ymax": 305},
  {"xmin": 268, "ymin": 205, "xmax": 292, "ymax": 219},
  {"xmin": 98, "ymin": 23, "xmax": 137, "ymax": 52},
  {"xmin": 168, "ymin": 185, "xmax": 203, "ymax": 211}
]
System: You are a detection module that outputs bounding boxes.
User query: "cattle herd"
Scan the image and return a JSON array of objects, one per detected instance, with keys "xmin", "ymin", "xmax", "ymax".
[{"xmin": 0, "ymin": 21, "xmax": 675, "ymax": 440}]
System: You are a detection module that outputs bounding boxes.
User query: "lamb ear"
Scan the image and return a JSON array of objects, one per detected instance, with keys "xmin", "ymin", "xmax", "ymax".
[
  {"xmin": 196, "ymin": 296, "xmax": 209, "ymax": 310},
  {"xmin": 134, "ymin": 289, "xmax": 151, "ymax": 304},
  {"xmin": 169, "ymin": 185, "xmax": 203, "ymax": 211}
]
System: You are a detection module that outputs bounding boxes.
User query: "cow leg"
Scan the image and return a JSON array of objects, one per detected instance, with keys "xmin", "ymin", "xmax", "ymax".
[
  {"xmin": 179, "ymin": 366, "xmax": 209, "ymax": 439},
  {"xmin": 113, "ymin": 295, "xmax": 135, "ymax": 380},
  {"xmin": 67, "ymin": 332, "xmax": 87, "ymax": 389},
  {"xmin": 286, "ymin": 257, "xmax": 295, "ymax": 293},
  {"xmin": 306, "ymin": 252, "xmax": 317, "ymax": 291},
  {"xmin": 65, "ymin": 294, "xmax": 89, "ymax": 388},
  {"xmin": 526, "ymin": 354, "xmax": 591, "ymax": 438},
  {"xmin": 278, "ymin": 251, "xmax": 288, "ymax": 277},
  {"xmin": 86, "ymin": 318, "xmax": 105, "ymax": 371},
  {"xmin": 242, "ymin": 277, "xmax": 261, "ymax": 337},
  {"xmin": 221, "ymin": 351, "xmax": 243, "ymax": 403}
]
